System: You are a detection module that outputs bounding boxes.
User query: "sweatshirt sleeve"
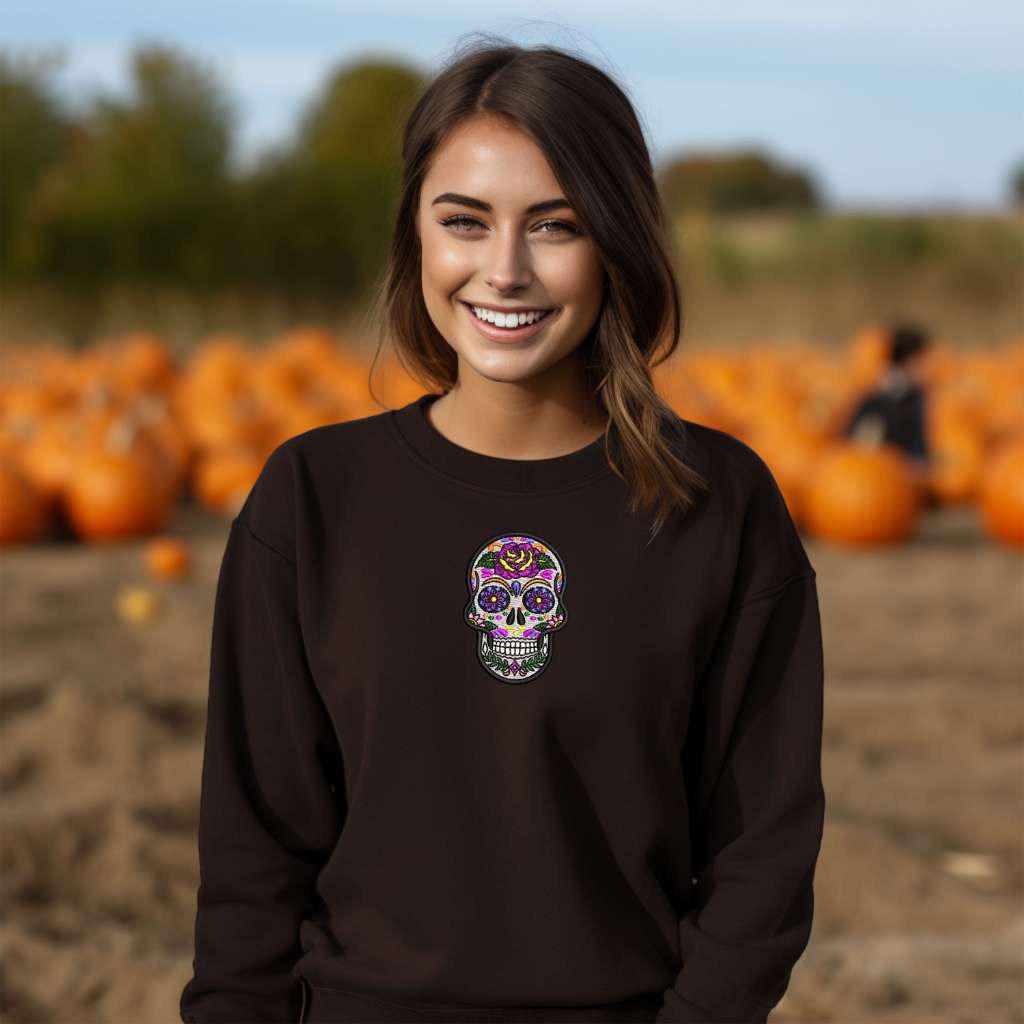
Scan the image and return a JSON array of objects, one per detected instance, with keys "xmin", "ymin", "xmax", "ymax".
[
  {"xmin": 180, "ymin": 447, "xmax": 346, "ymax": 1024},
  {"xmin": 655, "ymin": 450, "xmax": 826, "ymax": 1024}
]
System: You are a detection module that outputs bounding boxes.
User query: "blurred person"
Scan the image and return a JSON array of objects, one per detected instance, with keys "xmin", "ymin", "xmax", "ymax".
[
  {"xmin": 180, "ymin": 36, "xmax": 825, "ymax": 1024},
  {"xmin": 842, "ymin": 322, "xmax": 933, "ymax": 487}
]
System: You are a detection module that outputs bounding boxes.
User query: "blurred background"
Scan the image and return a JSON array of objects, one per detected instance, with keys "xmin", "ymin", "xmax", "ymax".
[{"xmin": 1, "ymin": 4, "xmax": 1022, "ymax": 1023}]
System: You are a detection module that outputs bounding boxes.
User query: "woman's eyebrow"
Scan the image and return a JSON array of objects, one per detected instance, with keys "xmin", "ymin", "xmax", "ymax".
[{"xmin": 431, "ymin": 192, "xmax": 573, "ymax": 215}]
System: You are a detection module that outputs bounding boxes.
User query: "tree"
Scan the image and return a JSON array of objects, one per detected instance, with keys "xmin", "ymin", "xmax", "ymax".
[
  {"xmin": 22, "ymin": 43, "xmax": 236, "ymax": 289},
  {"xmin": 1010, "ymin": 159, "xmax": 1024, "ymax": 208},
  {"xmin": 0, "ymin": 50, "xmax": 72, "ymax": 283},
  {"xmin": 261, "ymin": 59, "xmax": 424, "ymax": 299},
  {"xmin": 657, "ymin": 148, "xmax": 821, "ymax": 215}
]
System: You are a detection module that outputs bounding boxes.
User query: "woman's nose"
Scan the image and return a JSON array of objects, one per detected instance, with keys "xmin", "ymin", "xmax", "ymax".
[{"xmin": 484, "ymin": 232, "xmax": 534, "ymax": 291}]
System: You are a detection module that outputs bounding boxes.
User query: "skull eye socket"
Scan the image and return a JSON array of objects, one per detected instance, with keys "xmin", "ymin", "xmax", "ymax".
[
  {"xmin": 477, "ymin": 584, "xmax": 511, "ymax": 613},
  {"xmin": 522, "ymin": 585, "xmax": 555, "ymax": 615}
]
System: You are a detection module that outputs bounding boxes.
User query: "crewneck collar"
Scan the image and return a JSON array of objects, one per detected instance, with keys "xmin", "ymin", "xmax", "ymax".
[{"xmin": 389, "ymin": 392, "xmax": 614, "ymax": 494}]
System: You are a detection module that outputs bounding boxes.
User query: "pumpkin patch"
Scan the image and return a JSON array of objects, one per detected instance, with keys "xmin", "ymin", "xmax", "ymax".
[{"xmin": 2, "ymin": 327, "xmax": 1022, "ymax": 548}]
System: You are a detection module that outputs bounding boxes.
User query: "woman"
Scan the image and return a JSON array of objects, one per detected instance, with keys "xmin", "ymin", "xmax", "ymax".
[{"xmin": 180, "ymin": 37, "xmax": 825, "ymax": 1024}]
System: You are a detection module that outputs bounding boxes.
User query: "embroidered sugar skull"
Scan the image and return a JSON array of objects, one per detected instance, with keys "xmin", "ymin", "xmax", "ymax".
[{"xmin": 464, "ymin": 533, "xmax": 567, "ymax": 683}]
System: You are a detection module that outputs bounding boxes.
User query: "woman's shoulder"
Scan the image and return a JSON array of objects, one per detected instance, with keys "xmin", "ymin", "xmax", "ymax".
[
  {"xmin": 233, "ymin": 406, "xmax": 395, "ymax": 557},
  {"xmin": 281, "ymin": 403, "xmax": 396, "ymax": 459},
  {"xmin": 667, "ymin": 412, "xmax": 815, "ymax": 587},
  {"xmin": 667, "ymin": 412, "xmax": 783, "ymax": 501},
  {"xmin": 264, "ymin": 404, "xmax": 392, "ymax": 473}
]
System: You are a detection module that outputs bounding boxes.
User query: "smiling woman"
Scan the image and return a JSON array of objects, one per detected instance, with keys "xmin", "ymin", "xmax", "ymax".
[
  {"xmin": 364, "ymin": 39, "xmax": 714, "ymax": 532},
  {"xmin": 415, "ymin": 120, "xmax": 606, "ymax": 378},
  {"xmin": 180, "ymin": 32, "xmax": 825, "ymax": 1024}
]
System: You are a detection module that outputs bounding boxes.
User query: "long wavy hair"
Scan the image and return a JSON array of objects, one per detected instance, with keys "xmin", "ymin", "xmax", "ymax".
[{"xmin": 364, "ymin": 35, "xmax": 710, "ymax": 543}]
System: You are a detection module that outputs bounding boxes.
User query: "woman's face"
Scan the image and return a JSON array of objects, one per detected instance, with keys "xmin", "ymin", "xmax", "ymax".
[{"xmin": 416, "ymin": 116, "xmax": 605, "ymax": 387}]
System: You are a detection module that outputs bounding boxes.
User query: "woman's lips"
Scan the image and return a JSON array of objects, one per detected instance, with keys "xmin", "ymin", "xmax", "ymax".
[{"xmin": 460, "ymin": 301, "xmax": 558, "ymax": 343}]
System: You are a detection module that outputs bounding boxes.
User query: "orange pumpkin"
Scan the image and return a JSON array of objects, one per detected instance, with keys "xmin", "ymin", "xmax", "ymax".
[
  {"xmin": 270, "ymin": 325, "xmax": 341, "ymax": 375},
  {"xmin": 19, "ymin": 415, "xmax": 82, "ymax": 507},
  {"xmin": 144, "ymin": 536, "xmax": 192, "ymax": 579},
  {"xmin": 132, "ymin": 393, "xmax": 192, "ymax": 492},
  {"xmin": 112, "ymin": 330, "xmax": 177, "ymax": 393},
  {"xmin": 977, "ymin": 439, "xmax": 1024, "ymax": 548},
  {"xmin": 186, "ymin": 334, "xmax": 252, "ymax": 394},
  {"xmin": 63, "ymin": 416, "xmax": 177, "ymax": 541},
  {"xmin": 0, "ymin": 457, "xmax": 48, "ymax": 545},
  {"xmin": 0, "ymin": 415, "xmax": 36, "ymax": 468},
  {"xmin": 178, "ymin": 392, "xmax": 272, "ymax": 454},
  {"xmin": 321, "ymin": 358, "xmax": 375, "ymax": 416},
  {"xmin": 802, "ymin": 442, "xmax": 920, "ymax": 546},
  {"xmin": 249, "ymin": 353, "xmax": 308, "ymax": 417},
  {"xmin": 192, "ymin": 446, "xmax": 266, "ymax": 518},
  {"xmin": 926, "ymin": 420, "xmax": 986, "ymax": 505},
  {"xmin": 845, "ymin": 323, "xmax": 891, "ymax": 389}
]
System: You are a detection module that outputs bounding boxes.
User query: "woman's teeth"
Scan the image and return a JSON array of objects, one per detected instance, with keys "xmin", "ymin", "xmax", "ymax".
[{"xmin": 470, "ymin": 305, "xmax": 551, "ymax": 328}]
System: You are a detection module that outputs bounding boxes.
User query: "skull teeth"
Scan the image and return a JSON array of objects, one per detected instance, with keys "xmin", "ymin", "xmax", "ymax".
[{"xmin": 488, "ymin": 635, "xmax": 549, "ymax": 655}]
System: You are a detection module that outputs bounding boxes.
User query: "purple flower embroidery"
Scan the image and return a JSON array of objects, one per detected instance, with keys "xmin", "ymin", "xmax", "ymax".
[{"xmin": 493, "ymin": 541, "xmax": 543, "ymax": 579}]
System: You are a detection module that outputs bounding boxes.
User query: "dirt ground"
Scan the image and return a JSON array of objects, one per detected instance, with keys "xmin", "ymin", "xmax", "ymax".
[{"xmin": 1, "ymin": 499, "xmax": 1021, "ymax": 1024}]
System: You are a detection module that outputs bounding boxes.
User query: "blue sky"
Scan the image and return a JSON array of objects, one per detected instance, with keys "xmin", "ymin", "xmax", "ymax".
[{"xmin": 5, "ymin": 1, "xmax": 1022, "ymax": 210}]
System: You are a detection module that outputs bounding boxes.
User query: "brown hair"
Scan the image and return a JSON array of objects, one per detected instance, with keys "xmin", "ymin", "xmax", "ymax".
[{"xmin": 364, "ymin": 34, "xmax": 710, "ymax": 543}]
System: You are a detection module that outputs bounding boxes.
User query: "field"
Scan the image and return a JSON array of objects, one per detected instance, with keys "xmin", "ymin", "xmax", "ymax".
[
  {"xmin": 1, "ymin": 497, "xmax": 1021, "ymax": 1024},
  {"xmin": 5, "ymin": 211, "xmax": 1023, "ymax": 351}
]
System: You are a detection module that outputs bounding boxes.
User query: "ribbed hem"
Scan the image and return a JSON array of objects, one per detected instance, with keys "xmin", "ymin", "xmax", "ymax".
[
  {"xmin": 389, "ymin": 393, "xmax": 614, "ymax": 494},
  {"xmin": 301, "ymin": 980, "xmax": 663, "ymax": 1023}
]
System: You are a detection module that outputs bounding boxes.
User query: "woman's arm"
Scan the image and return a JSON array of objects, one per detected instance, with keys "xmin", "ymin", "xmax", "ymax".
[
  {"xmin": 180, "ymin": 448, "xmax": 346, "ymax": 1024},
  {"xmin": 656, "ymin": 454, "xmax": 826, "ymax": 1023}
]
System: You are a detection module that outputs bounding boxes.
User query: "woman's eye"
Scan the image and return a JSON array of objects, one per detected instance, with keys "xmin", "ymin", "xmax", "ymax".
[
  {"xmin": 439, "ymin": 215, "xmax": 482, "ymax": 232},
  {"xmin": 439, "ymin": 216, "xmax": 579, "ymax": 236},
  {"xmin": 538, "ymin": 220, "xmax": 579, "ymax": 235}
]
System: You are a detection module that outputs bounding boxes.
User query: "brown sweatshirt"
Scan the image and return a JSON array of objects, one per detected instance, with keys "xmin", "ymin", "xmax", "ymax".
[{"xmin": 179, "ymin": 392, "xmax": 825, "ymax": 1024}]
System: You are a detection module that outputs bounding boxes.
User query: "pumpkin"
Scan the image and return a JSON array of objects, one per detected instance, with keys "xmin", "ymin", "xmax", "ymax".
[
  {"xmin": 112, "ymin": 330, "xmax": 177, "ymax": 393},
  {"xmin": 271, "ymin": 325, "xmax": 342, "ymax": 375},
  {"xmin": 144, "ymin": 536, "xmax": 192, "ymax": 579},
  {"xmin": 178, "ymin": 392, "xmax": 272, "ymax": 454},
  {"xmin": 20, "ymin": 415, "xmax": 82, "ymax": 507},
  {"xmin": 192, "ymin": 447, "xmax": 266, "ymax": 518},
  {"xmin": 63, "ymin": 416, "xmax": 177, "ymax": 541},
  {"xmin": 0, "ymin": 416, "xmax": 36, "ymax": 467},
  {"xmin": 248, "ymin": 353, "xmax": 308, "ymax": 417},
  {"xmin": 185, "ymin": 334, "xmax": 252, "ymax": 393},
  {"xmin": 977, "ymin": 438, "xmax": 1024, "ymax": 548},
  {"xmin": 927, "ymin": 419, "xmax": 986, "ymax": 505},
  {"xmin": 802, "ymin": 442, "xmax": 920, "ymax": 546},
  {"xmin": 132, "ymin": 393, "xmax": 192, "ymax": 492},
  {"xmin": 0, "ymin": 457, "xmax": 48, "ymax": 545},
  {"xmin": 845, "ymin": 324, "xmax": 892, "ymax": 389},
  {"xmin": 985, "ymin": 372, "xmax": 1024, "ymax": 447}
]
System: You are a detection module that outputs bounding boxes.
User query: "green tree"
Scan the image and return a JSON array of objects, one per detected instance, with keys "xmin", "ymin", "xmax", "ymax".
[
  {"xmin": 244, "ymin": 59, "xmax": 423, "ymax": 300},
  {"xmin": 23, "ymin": 43, "xmax": 236, "ymax": 289},
  {"xmin": 657, "ymin": 148, "xmax": 821, "ymax": 215},
  {"xmin": 0, "ymin": 50, "xmax": 72, "ymax": 283},
  {"xmin": 1010, "ymin": 159, "xmax": 1024, "ymax": 208}
]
